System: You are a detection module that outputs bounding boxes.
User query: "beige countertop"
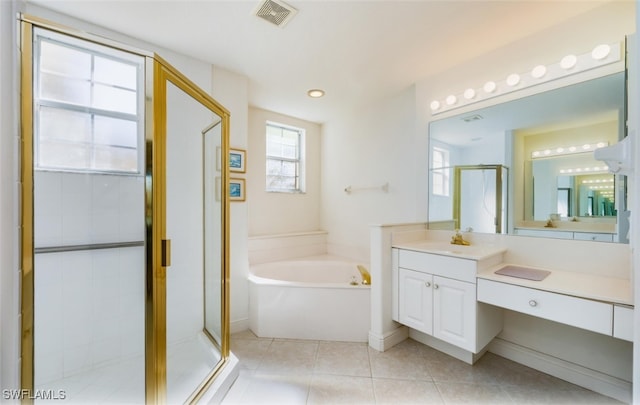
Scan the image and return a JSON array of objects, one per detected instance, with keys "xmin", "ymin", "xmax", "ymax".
[{"xmin": 477, "ymin": 263, "xmax": 633, "ymax": 306}]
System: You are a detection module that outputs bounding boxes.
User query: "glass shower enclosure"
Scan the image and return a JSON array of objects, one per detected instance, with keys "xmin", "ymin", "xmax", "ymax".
[
  {"xmin": 453, "ymin": 165, "xmax": 509, "ymax": 234},
  {"xmin": 20, "ymin": 15, "xmax": 231, "ymax": 404}
]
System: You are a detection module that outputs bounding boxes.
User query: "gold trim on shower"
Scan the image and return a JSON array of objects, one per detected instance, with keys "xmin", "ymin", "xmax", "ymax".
[
  {"xmin": 19, "ymin": 18, "xmax": 35, "ymax": 400},
  {"xmin": 19, "ymin": 14, "xmax": 232, "ymax": 405},
  {"xmin": 453, "ymin": 164, "xmax": 507, "ymax": 234}
]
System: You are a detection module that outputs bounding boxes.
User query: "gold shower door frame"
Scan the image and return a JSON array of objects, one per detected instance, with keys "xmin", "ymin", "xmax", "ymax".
[
  {"xmin": 452, "ymin": 164, "xmax": 507, "ymax": 234},
  {"xmin": 19, "ymin": 15, "xmax": 231, "ymax": 404}
]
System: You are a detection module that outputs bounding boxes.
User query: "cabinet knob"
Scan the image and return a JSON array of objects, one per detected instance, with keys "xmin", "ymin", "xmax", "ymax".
[
  {"xmin": 529, "ymin": 300, "xmax": 537, "ymax": 307},
  {"xmin": 434, "ymin": 284, "xmax": 439, "ymax": 290},
  {"xmin": 425, "ymin": 281, "xmax": 431, "ymax": 287}
]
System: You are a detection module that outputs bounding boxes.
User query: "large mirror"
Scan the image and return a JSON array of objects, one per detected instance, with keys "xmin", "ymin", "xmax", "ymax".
[{"xmin": 428, "ymin": 71, "xmax": 627, "ymax": 243}]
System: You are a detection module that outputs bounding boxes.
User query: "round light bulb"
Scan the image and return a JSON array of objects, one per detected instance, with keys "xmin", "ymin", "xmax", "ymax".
[
  {"xmin": 592, "ymin": 44, "xmax": 611, "ymax": 61},
  {"xmin": 531, "ymin": 65, "xmax": 547, "ymax": 79},
  {"xmin": 430, "ymin": 100, "xmax": 441, "ymax": 111},
  {"xmin": 583, "ymin": 144, "xmax": 592, "ymax": 150},
  {"xmin": 556, "ymin": 147, "xmax": 564, "ymax": 153},
  {"xmin": 568, "ymin": 146, "xmax": 577, "ymax": 152},
  {"xmin": 544, "ymin": 149, "xmax": 551, "ymax": 155},
  {"xmin": 506, "ymin": 73, "xmax": 520, "ymax": 87},
  {"xmin": 596, "ymin": 142, "xmax": 606, "ymax": 148},
  {"xmin": 532, "ymin": 151, "xmax": 540, "ymax": 157},
  {"xmin": 560, "ymin": 54, "xmax": 577, "ymax": 69},
  {"xmin": 307, "ymin": 89, "xmax": 325, "ymax": 98},
  {"xmin": 446, "ymin": 95, "xmax": 457, "ymax": 106},
  {"xmin": 463, "ymin": 88, "xmax": 476, "ymax": 100},
  {"xmin": 483, "ymin": 81, "xmax": 497, "ymax": 93}
]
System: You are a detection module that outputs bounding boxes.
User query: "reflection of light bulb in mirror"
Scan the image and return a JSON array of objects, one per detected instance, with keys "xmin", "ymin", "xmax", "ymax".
[
  {"xmin": 560, "ymin": 54, "xmax": 577, "ymax": 69},
  {"xmin": 483, "ymin": 81, "xmax": 497, "ymax": 93},
  {"xmin": 531, "ymin": 65, "xmax": 547, "ymax": 79},
  {"xmin": 430, "ymin": 100, "xmax": 441, "ymax": 111}
]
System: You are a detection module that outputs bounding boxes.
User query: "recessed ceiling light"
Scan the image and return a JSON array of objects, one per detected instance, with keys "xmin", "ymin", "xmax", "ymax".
[{"xmin": 307, "ymin": 89, "xmax": 325, "ymax": 98}]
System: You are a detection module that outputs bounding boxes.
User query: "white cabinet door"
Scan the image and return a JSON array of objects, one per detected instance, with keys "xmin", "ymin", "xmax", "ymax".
[
  {"xmin": 433, "ymin": 276, "xmax": 476, "ymax": 352},
  {"xmin": 399, "ymin": 268, "xmax": 433, "ymax": 335}
]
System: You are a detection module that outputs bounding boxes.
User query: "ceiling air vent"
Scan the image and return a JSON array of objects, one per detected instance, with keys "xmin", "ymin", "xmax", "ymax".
[{"xmin": 253, "ymin": 0, "xmax": 298, "ymax": 28}]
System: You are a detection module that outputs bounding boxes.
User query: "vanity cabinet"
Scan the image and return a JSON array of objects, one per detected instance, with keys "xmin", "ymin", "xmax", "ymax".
[
  {"xmin": 477, "ymin": 279, "xmax": 613, "ymax": 335},
  {"xmin": 392, "ymin": 247, "xmax": 502, "ymax": 354}
]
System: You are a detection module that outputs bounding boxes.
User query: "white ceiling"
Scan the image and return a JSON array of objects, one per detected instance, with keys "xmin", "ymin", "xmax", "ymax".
[{"xmin": 28, "ymin": 0, "xmax": 618, "ymax": 124}]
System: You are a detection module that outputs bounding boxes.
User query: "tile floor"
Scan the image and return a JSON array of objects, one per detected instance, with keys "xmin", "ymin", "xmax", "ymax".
[{"xmin": 222, "ymin": 330, "xmax": 624, "ymax": 404}]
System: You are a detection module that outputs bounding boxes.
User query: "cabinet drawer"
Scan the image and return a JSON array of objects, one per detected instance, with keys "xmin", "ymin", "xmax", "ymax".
[
  {"xmin": 573, "ymin": 232, "xmax": 614, "ymax": 242},
  {"xmin": 613, "ymin": 305, "xmax": 634, "ymax": 342},
  {"xmin": 398, "ymin": 249, "xmax": 476, "ymax": 283},
  {"xmin": 477, "ymin": 279, "xmax": 613, "ymax": 335},
  {"xmin": 513, "ymin": 229, "xmax": 573, "ymax": 239}
]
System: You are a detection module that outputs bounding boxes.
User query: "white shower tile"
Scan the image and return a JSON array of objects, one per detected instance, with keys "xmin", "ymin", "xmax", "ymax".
[
  {"xmin": 92, "ymin": 337, "xmax": 121, "ymax": 366},
  {"xmin": 63, "ymin": 343, "xmax": 92, "ymax": 377},
  {"xmin": 35, "ymin": 171, "xmax": 63, "ymax": 216},
  {"xmin": 63, "ymin": 322, "xmax": 92, "ymax": 350},
  {"xmin": 34, "ymin": 214, "xmax": 63, "ymax": 247},
  {"xmin": 61, "ymin": 214, "xmax": 92, "ymax": 245},
  {"xmin": 35, "ymin": 253, "xmax": 63, "ymax": 286},
  {"xmin": 119, "ymin": 213, "xmax": 145, "ymax": 241},
  {"xmin": 34, "ymin": 350, "xmax": 64, "ymax": 385},
  {"xmin": 62, "ymin": 252, "xmax": 92, "ymax": 284},
  {"xmin": 92, "ymin": 175, "xmax": 120, "ymax": 214},
  {"xmin": 90, "ymin": 213, "xmax": 120, "ymax": 243}
]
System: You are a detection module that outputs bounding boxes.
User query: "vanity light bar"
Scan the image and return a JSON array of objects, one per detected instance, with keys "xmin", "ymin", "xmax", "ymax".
[
  {"xmin": 559, "ymin": 166, "xmax": 609, "ymax": 174},
  {"xmin": 582, "ymin": 178, "xmax": 614, "ymax": 184},
  {"xmin": 531, "ymin": 142, "xmax": 608, "ymax": 159},
  {"xmin": 430, "ymin": 42, "xmax": 622, "ymax": 115}
]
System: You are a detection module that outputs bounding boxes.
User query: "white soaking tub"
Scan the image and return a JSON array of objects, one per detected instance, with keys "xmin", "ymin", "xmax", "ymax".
[{"xmin": 248, "ymin": 256, "xmax": 371, "ymax": 342}]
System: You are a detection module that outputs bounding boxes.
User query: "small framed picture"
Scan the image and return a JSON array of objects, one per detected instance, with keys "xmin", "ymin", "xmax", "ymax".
[
  {"xmin": 229, "ymin": 148, "xmax": 246, "ymax": 173},
  {"xmin": 229, "ymin": 178, "xmax": 246, "ymax": 202}
]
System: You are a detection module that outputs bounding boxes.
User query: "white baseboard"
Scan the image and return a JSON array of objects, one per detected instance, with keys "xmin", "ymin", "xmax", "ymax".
[
  {"xmin": 488, "ymin": 338, "xmax": 632, "ymax": 403},
  {"xmin": 230, "ymin": 318, "xmax": 250, "ymax": 335},
  {"xmin": 368, "ymin": 326, "xmax": 409, "ymax": 352}
]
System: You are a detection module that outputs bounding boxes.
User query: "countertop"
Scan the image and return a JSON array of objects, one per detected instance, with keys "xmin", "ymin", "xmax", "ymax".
[
  {"xmin": 392, "ymin": 240, "xmax": 507, "ymax": 261},
  {"xmin": 477, "ymin": 263, "xmax": 633, "ymax": 306}
]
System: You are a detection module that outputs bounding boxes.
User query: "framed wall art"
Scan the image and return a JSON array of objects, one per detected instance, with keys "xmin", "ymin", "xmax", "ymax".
[{"xmin": 229, "ymin": 148, "xmax": 246, "ymax": 173}]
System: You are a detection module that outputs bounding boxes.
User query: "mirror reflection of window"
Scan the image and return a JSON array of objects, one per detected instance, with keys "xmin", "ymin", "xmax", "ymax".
[
  {"xmin": 432, "ymin": 147, "xmax": 450, "ymax": 197},
  {"xmin": 557, "ymin": 188, "xmax": 571, "ymax": 217}
]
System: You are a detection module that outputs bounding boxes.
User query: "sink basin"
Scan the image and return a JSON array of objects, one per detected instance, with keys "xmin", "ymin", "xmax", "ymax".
[{"xmin": 396, "ymin": 241, "xmax": 507, "ymax": 260}]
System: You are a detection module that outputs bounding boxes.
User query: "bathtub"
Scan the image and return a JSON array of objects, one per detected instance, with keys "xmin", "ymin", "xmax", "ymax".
[{"xmin": 248, "ymin": 256, "xmax": 371, "ymax": 342}]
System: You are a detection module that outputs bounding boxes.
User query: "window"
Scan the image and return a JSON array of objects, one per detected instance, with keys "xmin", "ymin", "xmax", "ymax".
[
  {"xmin": 266, "ymin": 122, "xmax": 304, "ymax": 192},
  {"xmin": 432, "ymin": 147, "xmax": 450, "ymax": 196},
  {"xmin": 34, "ymin": 29, "xmax": 144, "ymax": 174}
]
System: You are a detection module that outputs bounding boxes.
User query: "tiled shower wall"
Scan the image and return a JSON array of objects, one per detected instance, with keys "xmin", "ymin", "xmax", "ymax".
[{"xmin": 34, "ymin": 171, "xmax": 145, "ymax": 385}]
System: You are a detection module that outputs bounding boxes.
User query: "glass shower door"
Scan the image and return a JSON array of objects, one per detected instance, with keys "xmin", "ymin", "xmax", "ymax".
[{"xmin": 160, "ymin": 65, "xmax": 228, "ymax": 404}]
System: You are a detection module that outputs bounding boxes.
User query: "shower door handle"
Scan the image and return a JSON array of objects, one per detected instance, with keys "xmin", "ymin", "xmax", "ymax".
[{"xmin": 162, "ymin": 239, "xmax": 172, "ymax": 267}]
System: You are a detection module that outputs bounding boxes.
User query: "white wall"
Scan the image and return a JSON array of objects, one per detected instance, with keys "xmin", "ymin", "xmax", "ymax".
[
  {"xmin": 211, "ymin": 67, "xmax": 251, "ymax": 332},
  {"xmin": 0, "ymin": 0, "xmax": 19, "ymax": 393},
  {"xmin": 321, "ymin": 87, "xmax": 422, "ymax": 261},
  {"xmin": 247, "ymin": 107, "xmax": 322, "ymax": 236}
]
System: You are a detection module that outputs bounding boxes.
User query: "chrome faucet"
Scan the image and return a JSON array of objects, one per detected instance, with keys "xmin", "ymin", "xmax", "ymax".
[
  {"xmin": 450, "ymin": 229, "xmax": 471, "ymax": 246},
  {"xmin": 357, "ymin": 265, "xmax": 371, "ymax": 285}
]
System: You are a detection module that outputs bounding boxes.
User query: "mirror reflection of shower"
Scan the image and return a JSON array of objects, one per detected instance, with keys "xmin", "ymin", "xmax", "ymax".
[{"xmin": 455, "ymin": 165, "xmax": 508, "ymax": 234}]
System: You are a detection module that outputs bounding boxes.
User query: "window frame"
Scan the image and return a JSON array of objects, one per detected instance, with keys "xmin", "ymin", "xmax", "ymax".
[
  {"xmin": 33, "ymin": 27, "xmax": 145, "ymax": 175},
  {"xmin": 265, "ymin": 121, "xmax": 305, "ymax": 193}
]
